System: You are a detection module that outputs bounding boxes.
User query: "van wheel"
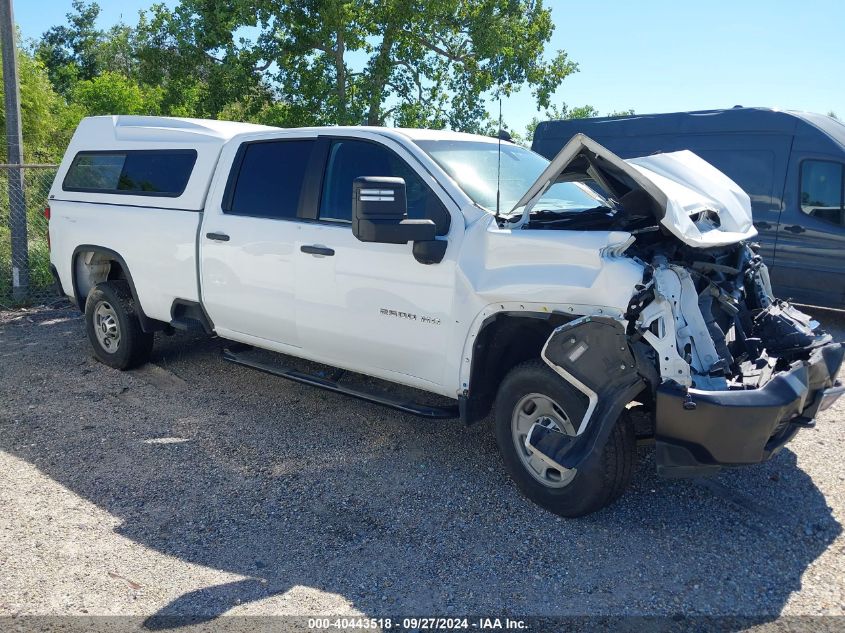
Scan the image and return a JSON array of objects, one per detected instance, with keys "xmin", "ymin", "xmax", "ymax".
[
  {"xmin": 84, "ymin": 281, "xmax": 153, "ymax": 370},
  {"xmin": 494, "ymin": 359, "xmax": 635, "ymax": 517}
]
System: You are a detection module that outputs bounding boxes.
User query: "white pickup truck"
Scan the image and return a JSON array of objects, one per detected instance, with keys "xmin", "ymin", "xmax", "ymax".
[{"xmin": 48, "ymin": 116, "xmax": 843, "ymax": 517}]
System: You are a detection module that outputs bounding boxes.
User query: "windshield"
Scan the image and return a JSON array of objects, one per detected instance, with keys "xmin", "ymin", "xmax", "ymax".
[{"xmin": 414, "ymin": 140, "xmax": 607, "ymax": 214}]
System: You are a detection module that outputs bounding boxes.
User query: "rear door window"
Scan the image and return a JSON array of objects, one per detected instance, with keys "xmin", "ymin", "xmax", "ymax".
[
  {"xmin": 63, "ymin": 150, "xmax": 197, "ymax": 196},
  {"xmin": 224, "ymin": 139, "xmax": 315, "ymax": 220},
  {"xmin": 800, "ymin": 160, "xmax": 845, "ymax": 225}
]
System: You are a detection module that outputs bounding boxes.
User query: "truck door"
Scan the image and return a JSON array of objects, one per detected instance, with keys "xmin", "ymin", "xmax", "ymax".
[
  {"xmin": 293, "ymin": 136, "xmax": 458, "ymax": 389},
  {"xmin": 200, "ymin": 136, "xmax": 317, "ymax": 348},
  {"xmin": 772, "ymin": 157, "xmax": 845, "ymax": 308}
]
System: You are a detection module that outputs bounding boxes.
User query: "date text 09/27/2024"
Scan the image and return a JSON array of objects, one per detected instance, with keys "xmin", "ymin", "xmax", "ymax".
[{"xmin": 307, "ymin": 617, "xmax": 527, "ymax": 630}]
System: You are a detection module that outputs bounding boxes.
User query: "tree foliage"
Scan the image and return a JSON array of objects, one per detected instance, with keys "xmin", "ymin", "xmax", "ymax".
[
  {"xmin": 137, "ymin": 0, "xmax": 578, "ymax": 130},
  {"xmin": 35, "ymin": 0, "xmax": 114, "ymax": 95},
  {"xmin": 70, "ymin": 71, "xmax": 163, "ymax": 116},
  {"xmin": 10, "ymin": 0, "xmax": 634, "ymax": 161},
  {"xmin": 0, "ymin": 48, "xmax": 78, "ymax": 162}
]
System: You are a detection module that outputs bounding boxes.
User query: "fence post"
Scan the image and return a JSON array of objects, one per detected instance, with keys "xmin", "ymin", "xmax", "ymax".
[{"xmin": 0, "ymin": 0, "xmax": 29, "ymax": 301}]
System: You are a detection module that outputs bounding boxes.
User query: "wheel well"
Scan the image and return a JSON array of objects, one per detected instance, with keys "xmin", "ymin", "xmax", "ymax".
[
  {"xmin": 463, "ymin": 312, "xmax": 574, "ymax": 424},
  {"xmin": 71, "ymin": 247, "xmax": 161, "ymax": 333},
  {"xmin": 73, "ymin": 250, "xmax": 128, "ymax": 310},
  {"xmin": 107, "ymin": 260, "xmax": 127, "ymax": 281}
]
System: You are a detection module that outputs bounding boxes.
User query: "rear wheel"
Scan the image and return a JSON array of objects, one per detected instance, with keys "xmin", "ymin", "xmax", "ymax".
[
  {"xmin": 494, "ymin": 359, "xmax": 635, "ymax": 517},
  {"xmin": 85, "ymin": 281, "xmax": 153, "ymax": 370}
]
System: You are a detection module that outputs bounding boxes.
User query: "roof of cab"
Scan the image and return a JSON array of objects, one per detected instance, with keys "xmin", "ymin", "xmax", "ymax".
[
  {"xmin": 75, "ymin": 115, "xmax": 502, "ymax": 146},
  {"xmin": 533, "ymin": 107, "xmax": 845, "ymax": 154}
]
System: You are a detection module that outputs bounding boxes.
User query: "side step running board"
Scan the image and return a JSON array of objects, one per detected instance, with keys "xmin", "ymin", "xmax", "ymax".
[
  {"xmin": 222, "ymin": 348, "xmax": 458, "ymax": 419},
  {"xmin": 169, "ymin": 317, "xmax": 207, "ymax": 332}
]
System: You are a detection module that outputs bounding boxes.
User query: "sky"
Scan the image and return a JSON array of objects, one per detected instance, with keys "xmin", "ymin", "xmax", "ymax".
[{"xmin": 13, "ymin": 0, "xmax": 845, "ymax": 133}]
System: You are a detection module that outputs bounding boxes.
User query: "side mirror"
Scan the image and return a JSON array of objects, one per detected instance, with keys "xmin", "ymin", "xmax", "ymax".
[{"xmin": 352, "ymin": 176, "xmax": 436, "ymax": 244}]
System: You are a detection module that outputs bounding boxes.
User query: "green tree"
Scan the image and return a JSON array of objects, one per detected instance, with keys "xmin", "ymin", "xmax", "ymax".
[
  {"xmin": 34, "ymin": 0, "xmax": 106, "ymax": 95},
  {"xmin": 828, "ymin": 111, "xmax": 839, "ymax": 121},
  {"xmin": 139, "ymin": 0, "xmax": 578, "ymax": 130},
  {"xmin": 34, "ymin": 1, "xmax": 146, "ymax": 97},
  {"xmin": 133, "ymin": 3, "xmax": 273, "ymax": 119},
  {"xmin": 70, "ymin": 71, "xmax": 163, "ymax": 116},
  {"xmin": 0, "ymin": 48, "xmax": 76, "ymax": 162}
]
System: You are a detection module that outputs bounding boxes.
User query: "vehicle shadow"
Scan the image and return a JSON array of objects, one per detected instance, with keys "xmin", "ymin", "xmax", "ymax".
[{"xmin": 1, "ymin": 316, "xmax": 841, "ymax": 627}]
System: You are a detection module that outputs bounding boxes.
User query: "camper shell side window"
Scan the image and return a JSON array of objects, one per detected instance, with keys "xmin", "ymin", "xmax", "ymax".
[{"xmin": 62, "ymin": 149, "xmax": 198, "ymax": 197}]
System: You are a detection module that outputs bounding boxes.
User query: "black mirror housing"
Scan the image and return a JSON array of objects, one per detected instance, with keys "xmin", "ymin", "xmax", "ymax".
[
  {"xmin": 353, "ymin": 176, "xmax": 407, "ymax": 221},
  {"xmin": 352, "ymin": 176, "xmax": 436, "ymax": 244}
]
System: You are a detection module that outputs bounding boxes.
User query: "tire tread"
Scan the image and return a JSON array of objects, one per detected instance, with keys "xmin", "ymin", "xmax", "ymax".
[
  {"xmin": 84, "ymin": 280, "xmax": 153, "ymax": 370},
  {"xmin": 494, "ymin": 359, "xmax": 636, "ymax": 517}
]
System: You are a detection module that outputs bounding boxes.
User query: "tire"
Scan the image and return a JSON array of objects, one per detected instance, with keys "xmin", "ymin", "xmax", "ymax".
[
  {"xmin": 494, "ymin": 359, "xmax": 635, "ymax": 517},
  {"xmin": 84, "ymin": 280, "xmax": 154, "ymax": 370}
]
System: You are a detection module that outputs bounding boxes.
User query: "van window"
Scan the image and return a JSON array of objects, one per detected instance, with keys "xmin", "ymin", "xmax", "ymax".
[
  {"xmin": 63, "ymin": 150, "xmax": 197, "ymax": 196},
  {"xmin": 695, "ymin": 149, "xmax": 776, "ymax": 209},
  {"xmin": 801, "ymin": 160, "xmax": 845, "ymax": 225},
  {"xmin": 319, "ymin": 139, "xmax": 450, "ymax": 234},
  {"xmin": 224, "ymin": 139, "xmax": 315, "ymax": 219}
]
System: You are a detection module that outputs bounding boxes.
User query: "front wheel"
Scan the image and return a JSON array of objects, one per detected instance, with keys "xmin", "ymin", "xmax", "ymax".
[
  {"xmin": 494, "ymin": 359, "xmax": 635, "ymax": 517},
  {"xmin": 85, "ymin": 281, "xmax": 154, "ymax": 370}
]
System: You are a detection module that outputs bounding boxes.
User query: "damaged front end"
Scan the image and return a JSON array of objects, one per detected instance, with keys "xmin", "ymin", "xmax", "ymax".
[
  {"xmin": 633, "ymin": 243, "xmax": 843, "ymax": 476},
  {"xmin": 522, "ymin": 136, "xmax": 843, "ymax": 478},
  {"xmin": 530, "ymin": 243, "xmax": 843, "ymax": 478}
]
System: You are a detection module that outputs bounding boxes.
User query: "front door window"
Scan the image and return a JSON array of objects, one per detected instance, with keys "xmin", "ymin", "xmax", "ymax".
[{"xmin": 319, "ymin": 139, "xmax": 450, "ymax": 234}]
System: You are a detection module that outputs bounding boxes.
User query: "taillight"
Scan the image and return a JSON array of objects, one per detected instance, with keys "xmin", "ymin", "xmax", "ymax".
[{"xmin": 45, "ymin": 205, "xmax": 51, "ymax": 250}]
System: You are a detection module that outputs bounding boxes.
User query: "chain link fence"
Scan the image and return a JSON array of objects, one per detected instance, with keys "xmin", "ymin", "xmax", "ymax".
[{"xmin": 0, "ymin": 164, "xmax": 59, "ymax": 308}]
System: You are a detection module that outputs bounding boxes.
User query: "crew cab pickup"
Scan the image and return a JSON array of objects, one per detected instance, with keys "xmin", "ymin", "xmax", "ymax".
[{"xmin": 48, "ymin": 116, "xmax": 843, "ymax": 517}]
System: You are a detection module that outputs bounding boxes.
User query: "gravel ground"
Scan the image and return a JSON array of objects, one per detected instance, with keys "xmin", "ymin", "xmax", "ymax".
[{"xmin": 0, "ymin": 303, "xmax": 844, "ymax": 626}]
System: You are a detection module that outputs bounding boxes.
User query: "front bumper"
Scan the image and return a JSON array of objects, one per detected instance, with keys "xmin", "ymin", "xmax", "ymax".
[{"xmin": 655, "ymin": 342, "xmax": 844, "ymax": 477}]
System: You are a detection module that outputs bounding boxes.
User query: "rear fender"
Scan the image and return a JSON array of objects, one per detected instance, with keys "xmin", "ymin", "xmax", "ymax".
[{"xmin": 71, "ymin": 245, "xmax": 162, "ymax": 333}]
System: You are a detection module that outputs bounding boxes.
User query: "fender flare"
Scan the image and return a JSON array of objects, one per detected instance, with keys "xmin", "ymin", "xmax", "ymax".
[
  {"xmin": 527, "ymin": 315, "xmax": 645, "ymax": 470},
  {"xmin": 71, "ymin": 245, "xmax": 161, "ymax": 333},
  {"xmin": 458, "ymin": 301, "xmax": 627, "ymax": 393}
]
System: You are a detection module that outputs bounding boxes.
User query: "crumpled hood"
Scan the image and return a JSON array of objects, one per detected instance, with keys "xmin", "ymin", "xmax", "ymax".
[{"xmin": 513, "ymin": 134, "xmax": 757, "ymax": 248}]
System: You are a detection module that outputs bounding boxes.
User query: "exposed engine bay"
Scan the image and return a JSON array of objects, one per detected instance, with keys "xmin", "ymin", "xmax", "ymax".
[
  {"xmin": 527, "ymin": 239, "xmax": 843, "ymax": 477},
  {"xmin": 625, "ymin": 240, "xmax": 832, "ymax": 392},
  {"xmin": 513, "ymin": 135, "xmax": 844, "ymax": 477}
]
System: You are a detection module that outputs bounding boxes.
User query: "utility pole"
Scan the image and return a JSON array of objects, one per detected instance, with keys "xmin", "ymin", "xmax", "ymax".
[{"xmin": 0, "ymin": 0, "xmax": 28, "ymax": 301}]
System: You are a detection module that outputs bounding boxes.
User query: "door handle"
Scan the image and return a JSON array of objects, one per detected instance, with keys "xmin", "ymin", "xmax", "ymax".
[
  {"xmin": 754, "ymin": 221, "xmax": 772, "ymax": 230},
  {"xmin": 206, "ymin": 232, "xmax": 230, "ymax": 242},
  {"xmin": 301, "ymin": 244, "xmax": 335, "ymax": 257},
  {"xmin": 783, "ymin": 225, "xmax": 806, "ymax": 234}
]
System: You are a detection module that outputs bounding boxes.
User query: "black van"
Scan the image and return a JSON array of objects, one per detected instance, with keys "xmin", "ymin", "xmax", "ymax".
[{"xmin": 532, "ymin": 107, "xmax": 845, "ymax": 309}]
